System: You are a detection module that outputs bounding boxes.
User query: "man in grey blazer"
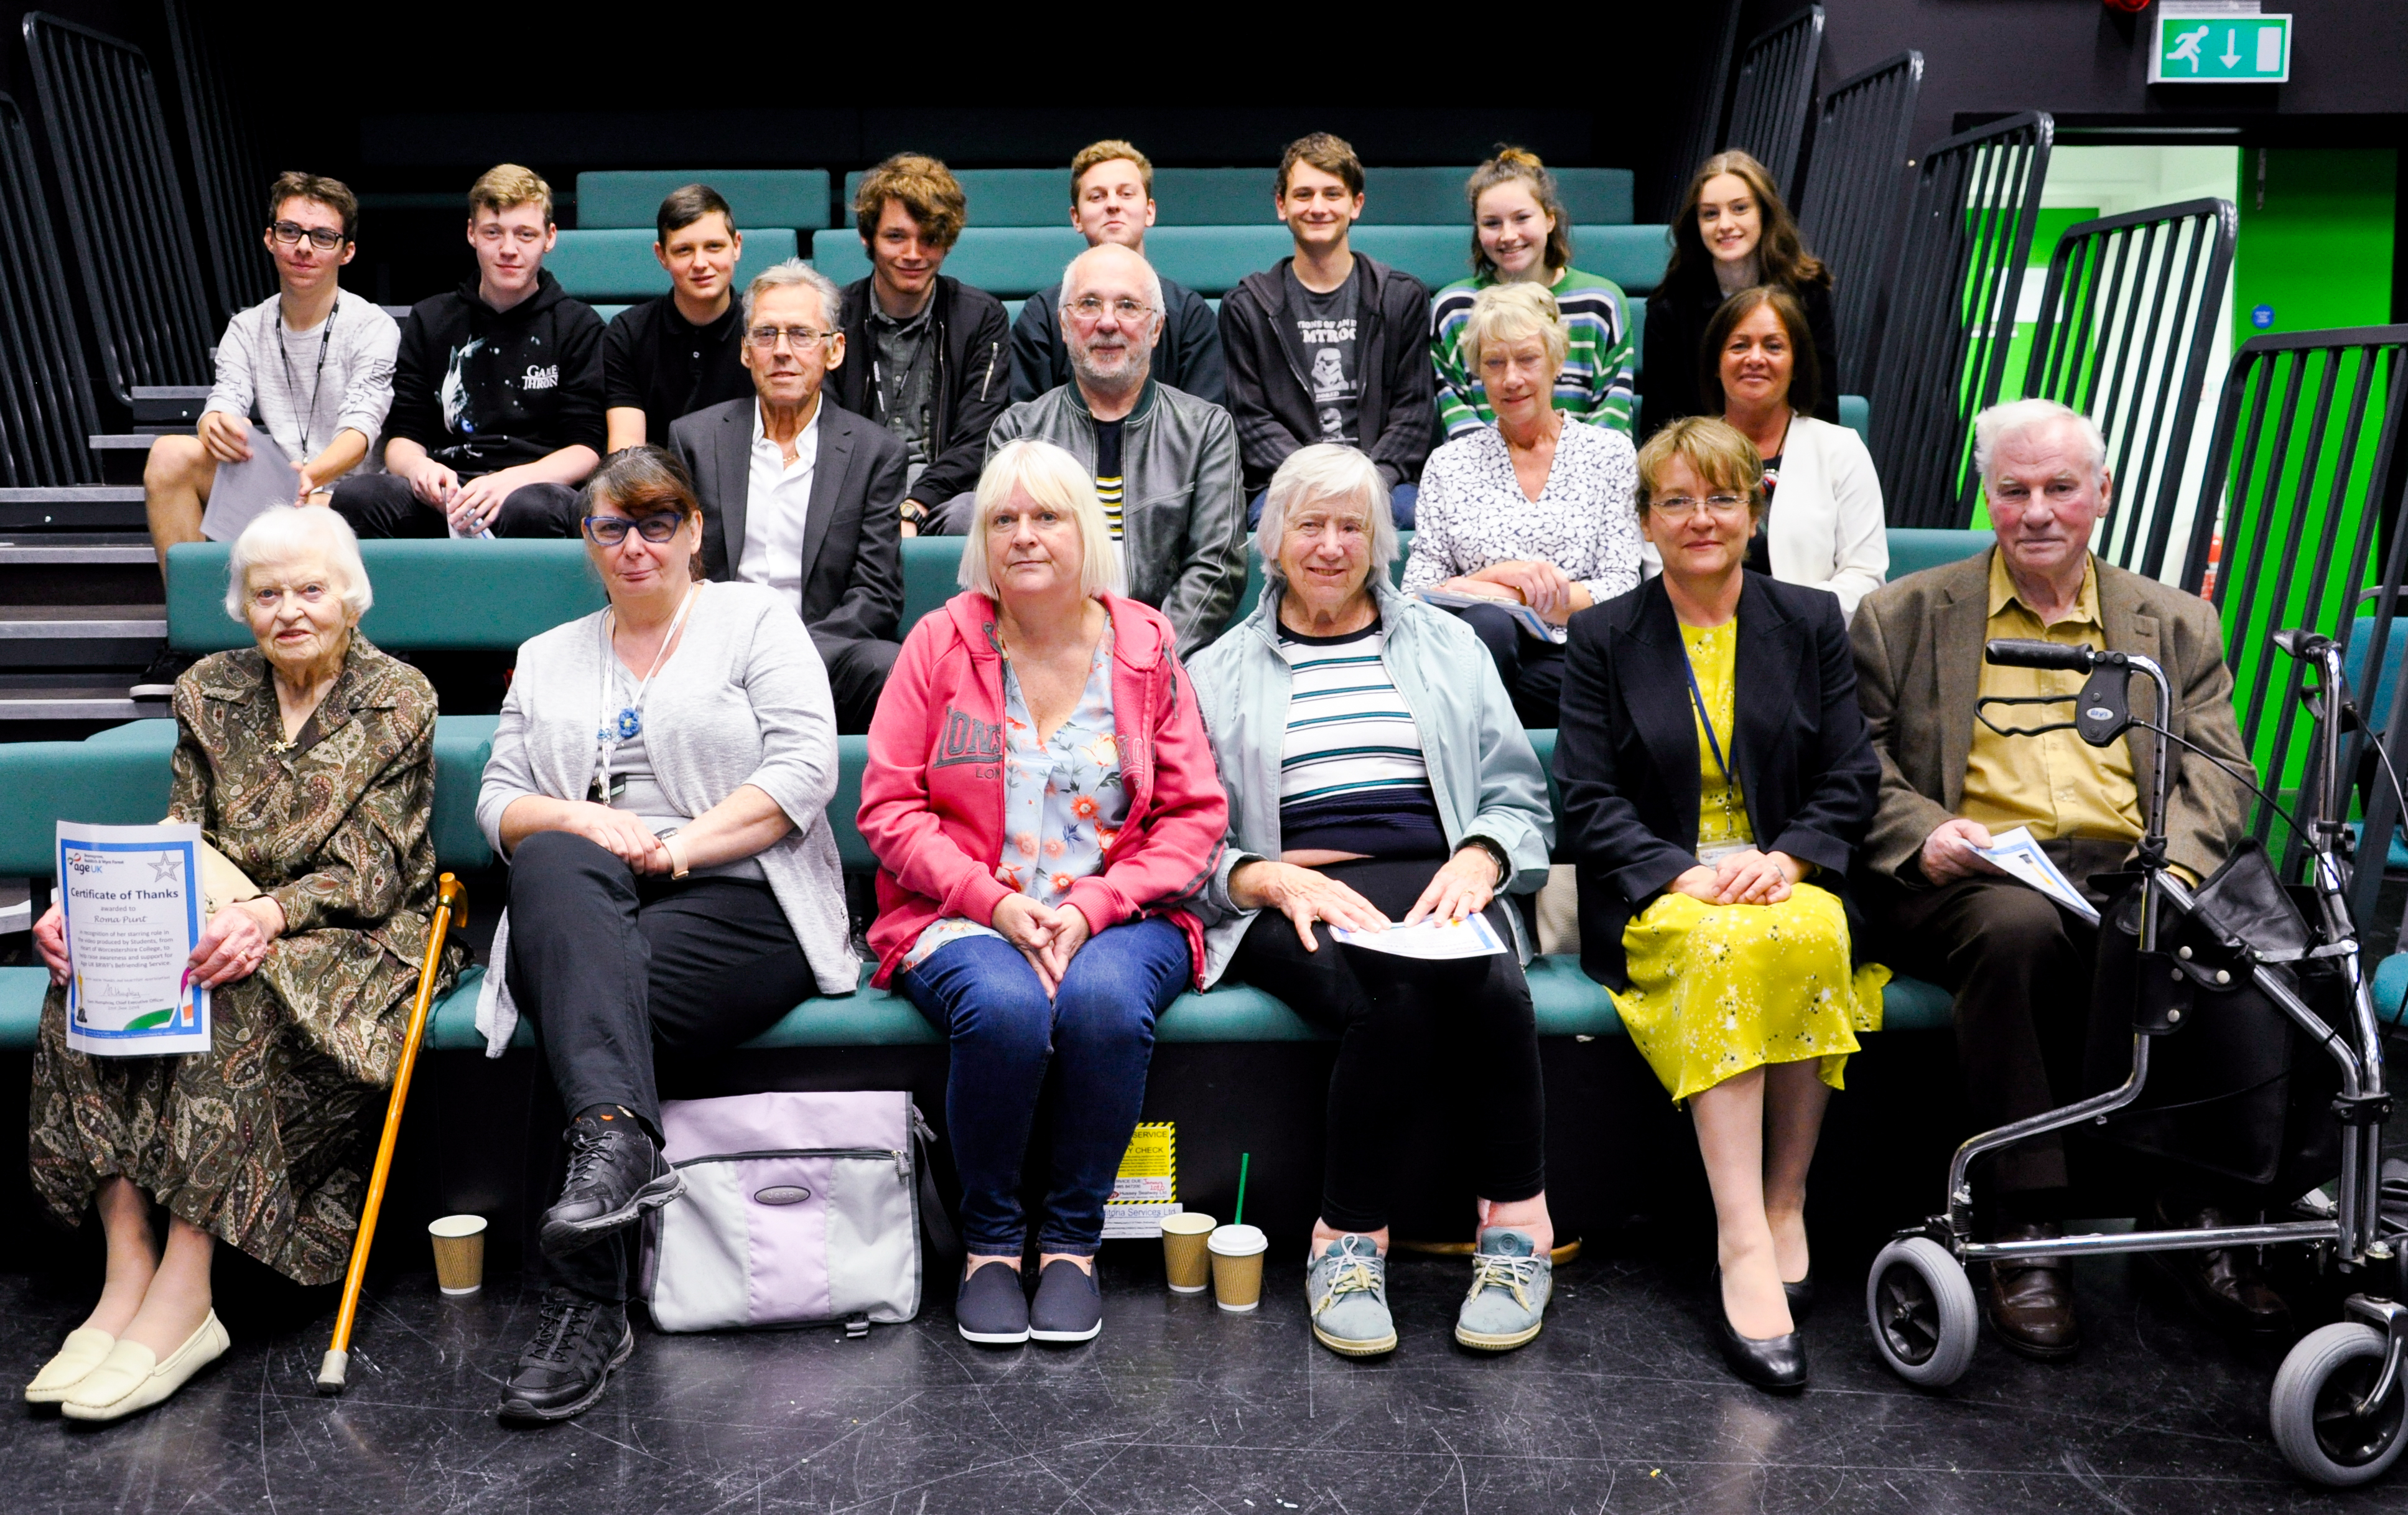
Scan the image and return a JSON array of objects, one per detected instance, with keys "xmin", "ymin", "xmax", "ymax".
[
  {"xmin": 1852, "ymin": 399, "xmax": 2268, "ymax": 1360},
  {"xmin": 670, "ymin": 260, "xmax": 906, "ymax": 732}
]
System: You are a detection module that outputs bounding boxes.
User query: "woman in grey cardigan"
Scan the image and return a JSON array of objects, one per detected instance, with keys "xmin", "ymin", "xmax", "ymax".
[
  {"xmin": 1188, "ymin": 444, "xmax": 1556, "ymax": 1362},
  {"xmin": 475, "ymin": 447, "xmax": 852, "ymax": 1425}
]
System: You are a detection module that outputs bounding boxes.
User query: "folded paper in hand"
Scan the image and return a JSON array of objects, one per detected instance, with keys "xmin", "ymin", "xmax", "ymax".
[
  {"xmin": 1331, "ymin": 911, "xmax": 1509, "ymax": 959},
  {"xmin": 1413, "ymin": 589, "xmax": 1568, "ymax": 645},
  {"xmin": 1974, "ymin": 826, "xmax": 2100, "ymax": 924}
]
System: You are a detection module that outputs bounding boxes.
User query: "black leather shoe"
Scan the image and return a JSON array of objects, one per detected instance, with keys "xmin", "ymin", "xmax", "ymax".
[
  {"xmin": 540, "ymin": 1107, "xmax": 684, "ymax": 1258},
  {"xmin": 1709, "ymin": 1267, "xmax": 1808, "ymax": 1392},
  {"xmin": 2146, "ymin": 1201, "xmax": 2294, "ymax": 1336},
  {"xmin": 1986, "ymin": 1223, "xmax": 2080, "ymax": 1361},
  {"xmin": 1783, "ymin": 1272, "xmax": 1815, "ymax": 1321},
  {"xmin": 498, "ymin": 1290, "xmax": 632, "ymax": 1423}
]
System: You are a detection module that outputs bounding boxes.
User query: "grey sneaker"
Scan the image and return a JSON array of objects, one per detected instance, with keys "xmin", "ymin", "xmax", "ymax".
[
  {"xmin": 1307, "ymin": 1234, "xmax": 1397, "ymax": 1357},
  {"xmin": 1455, "ymin": 1227, "xmax": 1552, "ymax": 1351}
]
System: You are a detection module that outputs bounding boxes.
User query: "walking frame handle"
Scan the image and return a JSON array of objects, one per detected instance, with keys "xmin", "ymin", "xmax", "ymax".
[{"xmin": 317, "ymin": 873, "xmax": 465, "ymax": 1395}]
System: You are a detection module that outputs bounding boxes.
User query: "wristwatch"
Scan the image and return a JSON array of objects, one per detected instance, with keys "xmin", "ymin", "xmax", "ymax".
[
  {"xmin": 899, "ymin": 500, "xmax": 930, "ymax": 533},
  {"xmin": 1461, "ymin": 834, "xmax": 1512, "ymax": 884},
  {"xmin": 659, "ymin": 827, "xmax": 691, "ymax": 880}
]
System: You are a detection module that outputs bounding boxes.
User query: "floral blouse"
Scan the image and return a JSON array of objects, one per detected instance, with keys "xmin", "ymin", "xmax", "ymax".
[{"xmin": 906, "ymin": 610, "xmax": 1128, "ymax": 969}]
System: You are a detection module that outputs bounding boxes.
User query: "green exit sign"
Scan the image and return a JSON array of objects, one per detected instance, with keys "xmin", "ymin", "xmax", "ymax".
[{"xmin": 2150, "ymin": 12, "xmax": 2292, "ymax": 83}]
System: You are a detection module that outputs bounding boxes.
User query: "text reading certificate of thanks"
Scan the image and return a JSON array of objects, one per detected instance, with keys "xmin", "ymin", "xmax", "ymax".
[{"xmin": 57, "ymin": 821, "xmax": 211, "ymax": 1056}]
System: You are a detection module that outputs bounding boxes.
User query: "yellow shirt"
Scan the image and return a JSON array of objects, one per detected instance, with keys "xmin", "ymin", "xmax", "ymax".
[
  {"xmin": 1681, "ymin": 620, "xmax": 1754, "ymax": 851},
  {"xmin": 1960, "ymin": 551, "xmax": 2142, "ymax": 845}
]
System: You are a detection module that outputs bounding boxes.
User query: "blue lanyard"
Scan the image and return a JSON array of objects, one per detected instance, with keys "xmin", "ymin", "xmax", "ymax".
[{"xmin": 1681, "ymin": 646, "xmax": 1732, "ymax": 786}]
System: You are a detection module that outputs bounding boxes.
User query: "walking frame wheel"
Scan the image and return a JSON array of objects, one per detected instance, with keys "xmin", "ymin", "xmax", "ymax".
[
  {"xmin": 2272, "ymin": 1313, "xmax": 2408, "ymax": 1486},
  {"xmin": 1866, "ymin": 1236, "xmax": 1979, "ymax": 1388}
]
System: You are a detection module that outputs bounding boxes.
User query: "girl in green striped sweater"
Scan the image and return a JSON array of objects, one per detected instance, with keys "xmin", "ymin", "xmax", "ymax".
[{"xmin": 1430, "ymin": 149, "xmax": 1637, "ymax": 440}]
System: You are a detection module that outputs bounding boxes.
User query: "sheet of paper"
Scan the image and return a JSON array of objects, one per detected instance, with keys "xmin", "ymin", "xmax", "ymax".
[
  {"xmin": 1331, "ymin": 910, "xmax": 1510, "ymax": 960},
  {"xmin": 1413, "ymin": 589, "xmax": 1569, "ymax": 645},
  {"xmin": 57, "ymin": 821, "xmax": 212, "ymax": 1056},
  {"xmin": 198, "ymin": 426, "xmax": 297, "ymax": 543},
  {"xmin": 1975, "ymin": 825, "xmax": 2101, "ymax": 924}
]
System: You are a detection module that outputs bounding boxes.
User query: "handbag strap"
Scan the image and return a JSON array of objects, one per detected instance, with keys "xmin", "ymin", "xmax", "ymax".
[{"xmin": 913, "ymin": 1119, "xmax": 962, "ymax": 1261}]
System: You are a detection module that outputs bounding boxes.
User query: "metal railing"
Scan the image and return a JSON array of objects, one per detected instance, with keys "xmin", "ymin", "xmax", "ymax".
[
  {"xmin": 165, "ymin": 0, "xmax": 271, "ymax": 321},
  {"xmin": 0, "ymin": 93, "xmax": 96, "ymax": 486},
  {"xmin": 1653, "ymin": 0, "xmax": 1744, "ymax": 221},
  {"xmin": 22, "ymin": 11, "xmax": 215, "ymax": 408},
  {"xmin": 1793, "ymin": 50, "xmax": 1923, "ymax": 396},
  {"xmin": 2177, "ymin": 327, "xmax": 2408, "ymax": 924},
  {"xmin": 1870, "ymin": 112, "xmax": 2054, "ymax": 529},
  {"xmin": 2022, "ymin": 199, "xmax": 2236, "ymax": 580},
  {"xmin": 1721, "ymin": 5, "xmax": 1825, "ymax": 200}
]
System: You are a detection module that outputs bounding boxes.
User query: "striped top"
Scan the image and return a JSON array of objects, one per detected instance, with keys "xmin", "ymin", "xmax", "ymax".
[
  {"xmin": 1277, "ymin": 619, "xmax": 1448, "ymax": 859},
  {"xmin": 1430, "ymin": 266, "xmax": 1637, "ymax": 439},
  {"xmin": 1095, "ymin": 417, "xmax": 1125, "ymax": 539}
]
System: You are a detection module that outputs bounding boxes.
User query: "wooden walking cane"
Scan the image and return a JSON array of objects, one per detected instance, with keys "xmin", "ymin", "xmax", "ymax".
[{"xmin": 317, "ymin": 873, "xmax": 465, "ymax": 1395}]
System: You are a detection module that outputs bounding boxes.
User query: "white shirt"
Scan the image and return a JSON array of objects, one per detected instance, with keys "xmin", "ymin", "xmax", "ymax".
[{"xmin": 740, "ymin": 399, "xmax": 822, "ymax": 596}]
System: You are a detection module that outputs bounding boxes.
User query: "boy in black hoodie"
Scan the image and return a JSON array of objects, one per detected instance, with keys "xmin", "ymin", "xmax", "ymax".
[{"xmin": 332, "ymin": 164, "xmax": 605, "ymax": 538}]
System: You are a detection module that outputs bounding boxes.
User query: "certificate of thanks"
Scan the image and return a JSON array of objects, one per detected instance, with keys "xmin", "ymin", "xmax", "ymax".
[{"xmin": 57, "ymin": 821, "xmax": 212, "ymax": 1056}]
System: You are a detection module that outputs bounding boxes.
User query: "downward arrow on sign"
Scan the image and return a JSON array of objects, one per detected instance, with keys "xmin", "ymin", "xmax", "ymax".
[{"xmin": 2221, "ymin": 28, "xmax": 2242, "ymax": 66}]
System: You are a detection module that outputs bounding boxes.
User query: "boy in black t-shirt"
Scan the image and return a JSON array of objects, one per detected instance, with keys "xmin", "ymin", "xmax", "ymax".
[{"xmin": 601, "ymin": 185, "xmax": 754, "ymax": 452}]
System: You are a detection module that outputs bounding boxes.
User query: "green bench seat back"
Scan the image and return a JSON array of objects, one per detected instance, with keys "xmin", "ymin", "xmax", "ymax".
[
  {"xmin": 575, "ymin": 170, "xmax": 831, "ymax": 231},
  {"xmin": 1885, "ymin": 528, "xmax": 1994, "ymax": 580},
  {"xmin": 548, "ymin": 226, "xmax": 798, "ymax": 304},
  {"xmin": 843, "ymin": 167, "xmax": 1637, "ymax": 229},
  {"xmin": 167, "ymin": 540, "xmax": 608, "ymax": 655}
]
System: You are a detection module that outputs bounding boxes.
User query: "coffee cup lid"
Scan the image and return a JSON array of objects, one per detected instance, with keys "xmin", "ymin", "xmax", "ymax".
[
  {"xmin": 1207, "ymin": 1223, "xmax": 1267, "ymax": 1254},
  {"xmin": 428, "ymin": 1214, "xmax": 488, "ymax": 1239}
]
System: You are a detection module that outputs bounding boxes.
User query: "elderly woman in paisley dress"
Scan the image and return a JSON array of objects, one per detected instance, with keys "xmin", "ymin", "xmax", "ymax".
[
  {"xmin": 23, "ymin": 505, "xmax": 457, "ymax": 1422},
  {"xmin": 1402, "ymin": 281, "xmax": 1643, "ymax": 727}
]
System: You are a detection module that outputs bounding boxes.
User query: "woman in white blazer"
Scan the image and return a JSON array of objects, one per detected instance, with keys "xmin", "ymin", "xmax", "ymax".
[{"xmin": 1691, "ymin": 285, "xmax": 1887, "ymax": 618}]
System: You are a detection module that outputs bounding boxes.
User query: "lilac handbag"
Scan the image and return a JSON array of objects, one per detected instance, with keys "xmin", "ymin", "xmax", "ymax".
[{"xmin": 640, "ymin": 1091, "xmax": 954, "ymax": 1335}]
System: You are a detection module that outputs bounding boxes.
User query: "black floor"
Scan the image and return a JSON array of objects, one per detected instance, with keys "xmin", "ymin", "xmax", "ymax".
[{"xmin": 7, "ymin": 1234, "xmax": 2406, "ymax": 1514}]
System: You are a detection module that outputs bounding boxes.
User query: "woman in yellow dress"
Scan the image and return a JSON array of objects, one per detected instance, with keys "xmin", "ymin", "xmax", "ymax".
[{"xmin": 1554, "ymin": 416, "xmax": 1886, "ymax": 1392}]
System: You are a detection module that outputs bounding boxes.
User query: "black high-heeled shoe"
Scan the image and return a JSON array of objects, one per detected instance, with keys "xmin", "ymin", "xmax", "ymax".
[
  {"xmin": 1783, "ymin": 1272, "xmax": 1815, "ymax": 1320},
  {"xmin": 1709, "ymin": 1267, "xmax": 1808, "ymax": 1392}
]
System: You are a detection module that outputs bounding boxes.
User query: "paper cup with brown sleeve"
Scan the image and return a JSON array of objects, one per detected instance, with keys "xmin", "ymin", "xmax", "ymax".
[
  {"xmin": 429, "ymin": 1214, "xmax": 487, "ymax": 1295},
  {"xmin": 1207, "ymin": 1223, "xmax": 1268, "ymax": 1312},
  {"xmin": 1161, "ymin": 1211, "xmax": 1216, "ymax": 1294}
]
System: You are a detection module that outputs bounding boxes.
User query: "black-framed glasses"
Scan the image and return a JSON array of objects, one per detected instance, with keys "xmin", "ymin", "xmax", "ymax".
[
  {"xmin": 268, "ymin": 220, "xmax": 346, "ymax": 251},
  {"xmin": 580, "ymin": 512, "xmax": 684, "ymax": 546},
  {"xmin": 747, "ymin": 325, "xmax": 836, "ymax": 351}
]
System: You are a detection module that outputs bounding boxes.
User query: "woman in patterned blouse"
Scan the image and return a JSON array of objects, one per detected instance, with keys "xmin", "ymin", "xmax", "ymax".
[
  {"xmin": 1402, "ymin": 281, "xmax": 1643, "ymax": 727},
  {"xmin": 26, "ymin": 506, "xmax": 458, "ymax": 1422}
]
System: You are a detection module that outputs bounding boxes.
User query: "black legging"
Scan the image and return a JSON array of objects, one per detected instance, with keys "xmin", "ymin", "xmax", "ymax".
[
  {"xmin": 1225, "ymin": 857, "xmax": 1545, "ymax": 1233},
  {"xmin": 1449, "ymin": 602, "xmax": 1568, "ymax": 730}
]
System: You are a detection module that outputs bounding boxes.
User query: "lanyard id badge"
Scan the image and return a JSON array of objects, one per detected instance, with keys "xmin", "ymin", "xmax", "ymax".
[{"xmin": 591, "ymin": 585, "xmax": 698, "ymax": 803}]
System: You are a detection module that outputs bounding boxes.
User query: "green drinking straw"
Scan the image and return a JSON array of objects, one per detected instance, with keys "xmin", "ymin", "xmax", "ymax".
[{"xmin": 1234, "ymin": 1152, "xmax": 1252, "ymax": 1228}]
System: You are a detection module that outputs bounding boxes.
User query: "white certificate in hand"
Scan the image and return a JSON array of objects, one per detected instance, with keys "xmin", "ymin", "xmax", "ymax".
[
  {"xmin": 1974, "ymin": 825, "xmax": 2101, "ymax": 925},
  {"xmin": 57, "ymin": 821, "xmax": 212, "ymax": 1056},
  {"xmin": 1331, "ymin": 911, "xmax": 1510, "ymax": 960}
]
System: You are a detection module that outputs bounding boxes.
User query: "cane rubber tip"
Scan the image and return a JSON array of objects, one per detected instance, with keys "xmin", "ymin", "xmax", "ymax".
[{"xmin": 315, "ymin": 1350, "xmax": 348, "ymax": 1395}]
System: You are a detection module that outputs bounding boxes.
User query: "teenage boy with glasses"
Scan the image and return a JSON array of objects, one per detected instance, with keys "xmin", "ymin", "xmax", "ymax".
[
  {"xmin": 602, "ymin": 184, "xmax": 755, "ymax": 451},
  {"xmin": 670, "ymin": 260, "xmax": 906, "ymax": 732},
  {"xmin": 132, "ymin": 172, "xmax": 398, "ymax": 696},
  {"xmin": 331, "ymin": 164, "xmax": 605, "ymax": 539}
]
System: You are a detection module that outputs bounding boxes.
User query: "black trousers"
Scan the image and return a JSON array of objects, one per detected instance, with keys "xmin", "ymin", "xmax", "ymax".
[
  {"xmin": 1451, "ymin": 602, "xmax": 1568, "ymax": 730},
  {"xmin": 1867, "ymin": 836, "xmax": 2129, "ymax": 1201},
  {"xmin": 330, "ymin": 471, "xmax": 582, "ymax": 538},
  {"xmin": 819, "ymin": 633, "xmax": 899, "ymax": 736},
  {"xmin": 505, "ymin": 829, "xmax": 819, "ymax": 1300},
  {"xmin": 1225, "ymin": 857, "xmax": 1546, "ymax": 1233}
]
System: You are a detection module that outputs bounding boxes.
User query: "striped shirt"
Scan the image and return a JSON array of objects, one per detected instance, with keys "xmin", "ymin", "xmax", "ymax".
[
  {"xmin": 1095, "ymin": 416, "xmax": 1125, "ymax": 539},
  {"xmin": 1430, "ymin": 266, "xmax": 1637, "ymax": 439},
  {"xmin": 1276, "ymin": 620, "xmax": 1447, "ymax": 859}
]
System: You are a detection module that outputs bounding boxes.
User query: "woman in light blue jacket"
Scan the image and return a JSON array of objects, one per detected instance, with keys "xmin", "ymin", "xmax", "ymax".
[{"xmin": 1189, "ymin": 443, "xmax": 1555, "ymax": 1363}]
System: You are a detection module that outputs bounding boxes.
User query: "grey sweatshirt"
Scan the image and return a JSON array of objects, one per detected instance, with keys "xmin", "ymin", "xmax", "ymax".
[{"xmin": 203, "ymin": 289, "xmax": 399, "ymax": 464}]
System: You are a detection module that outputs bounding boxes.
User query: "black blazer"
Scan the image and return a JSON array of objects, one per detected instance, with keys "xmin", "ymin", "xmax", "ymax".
[
  {"xmin": 667, "ymin": 395, "xmax": 908, "ymax": 651},
  {"xmin": 1553, "ymin": 572, "xmax": 1879, "ymax": 989},
  {"xmin": 1640, "ymin": 272, "xmax": 1840, "ymax": 433}
]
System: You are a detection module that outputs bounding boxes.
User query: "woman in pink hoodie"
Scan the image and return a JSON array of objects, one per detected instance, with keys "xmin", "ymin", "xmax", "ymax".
[{"xmin": 859, "ymin": 439, "xmax": 1229, "ymax": 1348}]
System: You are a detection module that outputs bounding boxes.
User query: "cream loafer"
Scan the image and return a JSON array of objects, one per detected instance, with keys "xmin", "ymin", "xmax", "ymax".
[
  {"xmin": 24, "ymin": 1327, "xmax": 114, "ymax": 1404},
  {"xmin": 60, "ymin": 1312, "xmax": 227, "ymax": 1421}
]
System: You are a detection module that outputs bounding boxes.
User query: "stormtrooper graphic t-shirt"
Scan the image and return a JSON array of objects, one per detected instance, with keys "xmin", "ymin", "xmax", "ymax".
[{"xmin": 1288, "ymin": 264, "xmax": 1360, "ymax": 446}]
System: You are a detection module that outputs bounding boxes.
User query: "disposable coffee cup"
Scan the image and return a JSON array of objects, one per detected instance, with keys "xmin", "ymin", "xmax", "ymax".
[
  {"xmin": 429, "ymin": 1214, "xmax": 487, "ymax": 1295},
  {"xmin": 1207, "ymin": 1223, "xmax": 1268, "ymax": 1313},
  {"xmin": 1161, "ymin": 1212, "xmax": 1216, "ymax": 1294}
]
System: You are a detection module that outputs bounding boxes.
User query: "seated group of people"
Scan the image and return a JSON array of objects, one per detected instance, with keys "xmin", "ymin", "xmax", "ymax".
[
  {"xmin": 27, "ymin": 387, "xmax": 2271, "ymax": 1429},
  {"xmin": 132, "ymin": 138, "xmax": 1874, "ymax": 726}
]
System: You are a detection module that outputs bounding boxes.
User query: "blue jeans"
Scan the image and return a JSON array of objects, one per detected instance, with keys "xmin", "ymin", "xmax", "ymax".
[
  {"xmin": 1248, "ymin": 482, "xmax": 1416, "ymax": 530},
  {"xmin": 898, "ymin": 916, "xmax": 1190, "ymax": 1256}
]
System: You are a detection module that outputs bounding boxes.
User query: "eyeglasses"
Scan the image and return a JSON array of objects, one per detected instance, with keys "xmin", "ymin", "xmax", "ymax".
[
  {"xmin": 581, "ymin": 512, "xmax": 685, "ymax": 546},
  {"xmin": 268, "ymin": 221, "xmax": 346, "ymax": 251},
  {"xmin": 1065, "ymin": 296, "xmax": 1151, "ymax": 323},
  {"xmin": 746, "ymin": 326, "xmax": 837, "ymax": 351},
  {"xmin": 1649, "ymin": 493, "xmax": 1750, "ymax": 521}
]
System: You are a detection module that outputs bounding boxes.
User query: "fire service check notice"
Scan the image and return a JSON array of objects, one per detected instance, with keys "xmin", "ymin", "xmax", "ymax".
[{"xmin": 57, "ymin": 820, "xmax": 212, "ymax": 1056}]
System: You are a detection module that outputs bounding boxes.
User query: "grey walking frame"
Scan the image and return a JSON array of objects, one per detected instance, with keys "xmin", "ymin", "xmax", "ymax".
[{"xmin": 1864, "ymin": 633, "xmax": 2405, "ymax": 1488}]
